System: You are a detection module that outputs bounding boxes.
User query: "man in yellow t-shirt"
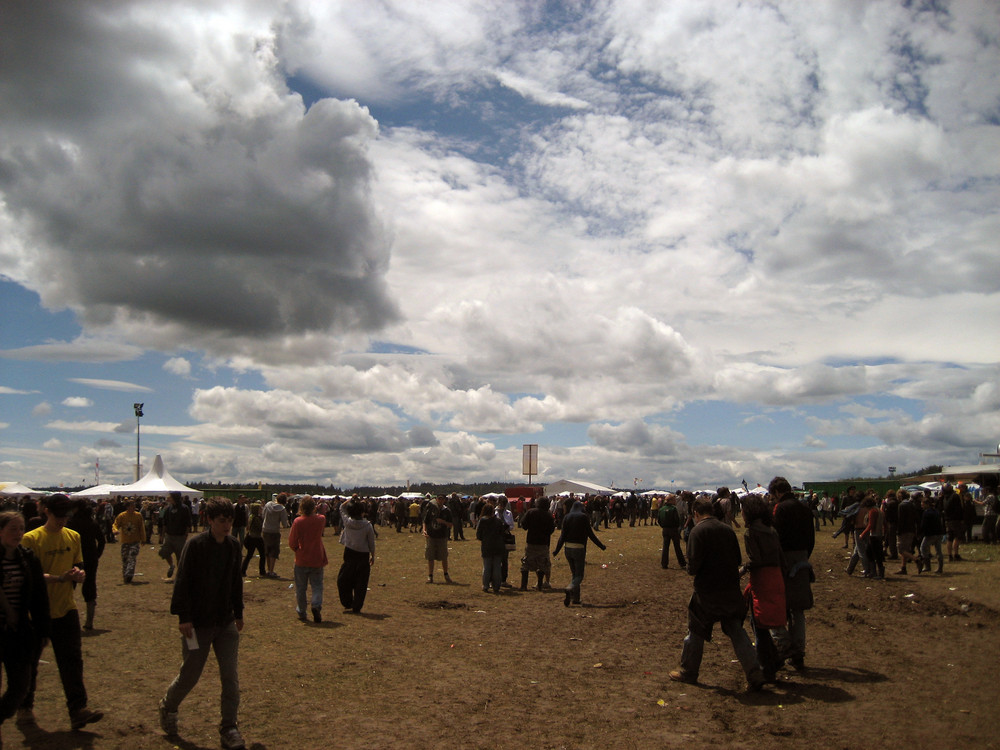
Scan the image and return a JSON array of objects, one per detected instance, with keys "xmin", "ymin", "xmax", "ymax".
[
  {"xmin": 19, "ymin": 493, "xmax": 104, "ymax": 730},
  {"xmin": 113, "ymin": 499, "xmax": 147, "ymax": 583}
]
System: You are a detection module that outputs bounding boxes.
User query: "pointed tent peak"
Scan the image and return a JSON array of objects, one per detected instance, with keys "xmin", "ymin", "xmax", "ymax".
[
  {"xmin": 152, "ymin": 454, "xmax": 165, "ymax": 478},
  {"xmin": 109, "ymin": 455, "xmax": 202, "ymax": 498}
]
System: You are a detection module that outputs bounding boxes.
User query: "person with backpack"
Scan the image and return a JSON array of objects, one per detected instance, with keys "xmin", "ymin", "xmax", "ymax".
[{"xmin": 657, "ymin": 494, "xmax": 686, "ymax": 569}]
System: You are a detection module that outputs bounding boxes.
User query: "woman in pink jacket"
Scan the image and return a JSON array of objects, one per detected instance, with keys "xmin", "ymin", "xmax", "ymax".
[{"xmin": 288, "ymin": 497, "xmax": 328, "ymax": 623}]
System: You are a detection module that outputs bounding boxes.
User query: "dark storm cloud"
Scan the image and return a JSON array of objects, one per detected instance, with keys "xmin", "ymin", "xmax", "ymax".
[{"xmin": 0, "ymin": 2, "xmax": 398, "ymax": 356}]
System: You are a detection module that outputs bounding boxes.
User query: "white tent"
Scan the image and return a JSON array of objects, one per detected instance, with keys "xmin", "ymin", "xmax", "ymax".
[
  {"xmin": 109, "ymin": 455, "xmax": 203, "ymax": 498},
  {"xmin": 543, "ymin": 479, "xmax": 614, "ymax": 497},
  {"xmin": 70, "ymin": 484, "xmax": 123, "ymax": 500},
  {"xmin": 0, "ymin": 482, "xmax": 47, "ymax": 497}
]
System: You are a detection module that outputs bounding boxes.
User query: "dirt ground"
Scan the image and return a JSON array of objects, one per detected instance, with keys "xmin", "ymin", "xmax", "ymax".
[{"xmin": 14, "ymin": 518, "xmax": 1000, "ymax": 750}]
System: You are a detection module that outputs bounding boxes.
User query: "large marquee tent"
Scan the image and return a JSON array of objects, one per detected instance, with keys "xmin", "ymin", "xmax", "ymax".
[{"xmin": 109, "ymin": 455, "xmax": 203, "ymax": 498}]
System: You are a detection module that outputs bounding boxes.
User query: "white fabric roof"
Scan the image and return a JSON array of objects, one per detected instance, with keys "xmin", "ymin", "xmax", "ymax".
[
  {"xmin": 543, "ymin": 479, "xmax": 614, "ymax": 497},
  {"xmin": 70, "ymin": 483, "xmax": 123, "ymax": 500},
  {"xmin": 0, "ymin": 482, "xmax": 46, "ymax": 497},
  {"xmin": 109, "ymin": 455, "xmax": 203, "ymax": 498}
]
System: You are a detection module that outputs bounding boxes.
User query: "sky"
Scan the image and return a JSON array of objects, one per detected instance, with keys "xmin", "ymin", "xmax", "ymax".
[{"xmin": 1, "ymin": 0, "xmax": 999, "ymax": 491}]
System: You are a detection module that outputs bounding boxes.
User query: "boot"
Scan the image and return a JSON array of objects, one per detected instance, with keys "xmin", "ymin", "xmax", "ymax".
[
  {"xmin": 937, "ymin": 557, "xmax": 944, "ymax": 574},
  {"xmin": 536, "ymin": 572, "xmax": 544, "ymax": 591},
  {"xmin": 520, "ymin": 571, "xmax": 529, "ymax": 591},
  {"xmin": 84, "ymin": 601, "xmax": 96, "ymax": 630},
  {"xmin": 916, "ymin": 557, "xmax": 924, "ymax": 574}
]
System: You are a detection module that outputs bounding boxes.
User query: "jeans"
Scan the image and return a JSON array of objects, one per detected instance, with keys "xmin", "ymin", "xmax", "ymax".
[
  {"xmin": 660, "ymin": 528, "xmax": 686, "ymax": 568},
  {"xmin": 294, "ymin": 566, "xmax": 325, "ymax": 615},
  {"xmin": 23, "ymin": 610, "xmax": 87, "ymax": 714},
  {"xmin": 163, "ymin": 621, "xmax": 240, "ymax": 732},
  {"xmin": 920, "ymin": 534, "xmax": 943, "ymax": 563},
  {"xmin": 564, "ymin": 546, "xmax": 587, "ymax": 601},
  {"xmin": 680, "ymin": 616, "xmax": 760, "ymax": 681},
  {"xmin": 242, "ymin": 536, "xmax": 266, "ymax": 576},
  {"xmin": 482, "ymin": 555, "xmax": 502, "ymax": 592},
  {"xmin": 847, "ymin": 530, "xmax": 868, "ymax": 575}
]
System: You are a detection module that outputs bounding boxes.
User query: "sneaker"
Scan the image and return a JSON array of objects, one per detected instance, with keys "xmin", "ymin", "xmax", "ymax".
[
  {"xmin": 563, "ymin": 589, "xmax": 572, "ymax": 607},
  {"xmin": 70, "ymin": 706, "xmax": 104, "ymax": 730},
  {"xmin": 158, "ymin": 699, "xmax": 178, "ymax": 736},
  {"xmin": 668, "ymin": 669, "xmax": 697, "ymax": 685},
  {"xmin": 16, "ymin": 708, "xmax": 36, "ymax": 726},
  {"xmin": 425, "ymin": 576, "xmax": 433, "ymax": 584},
  {"xmin": 220, "ymin": 726, "xmax": 246, "ymax": 750},
  {"xmin": 311, "ymin": 607, "xmax": 322, "ymax": 623}
]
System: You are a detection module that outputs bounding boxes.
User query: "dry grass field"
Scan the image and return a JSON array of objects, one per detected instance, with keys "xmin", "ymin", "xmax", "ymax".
[{"xmin": 13, "ymin": 518, "xmax": 1000, "ymax": 750}]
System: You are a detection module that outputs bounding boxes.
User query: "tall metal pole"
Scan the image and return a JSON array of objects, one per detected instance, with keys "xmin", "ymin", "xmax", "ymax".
[{"xmin": 133, "ymin": 403, "xmax": 144, "ymax": 480}]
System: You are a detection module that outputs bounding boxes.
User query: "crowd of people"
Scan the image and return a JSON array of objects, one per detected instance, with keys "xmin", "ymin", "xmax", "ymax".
[{"xmin": 0, "ymin": 476, "xmax": 993, "ymax": 747}]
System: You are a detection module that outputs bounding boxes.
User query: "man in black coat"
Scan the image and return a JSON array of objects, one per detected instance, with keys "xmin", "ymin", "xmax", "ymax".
[
  {"xmin": 770, "ymin": 476, "xmax": 814, "ymax": 671},
  {"xmin": 668, "ymin": 497, "xmax": 764, "ymax": 691}
]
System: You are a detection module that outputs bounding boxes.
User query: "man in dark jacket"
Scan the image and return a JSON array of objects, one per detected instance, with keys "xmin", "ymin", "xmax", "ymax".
[
  {"xmin": 657, "ymin": 494, "xmax": 686, "ymax": 569},
  {"xmin": 519, "ymin": 497, "xmax": 555, "ymax": 590},
  {"xmin": 159, "ymin": 498, "xmax": 246, "ymax": 749},
  {"xmin": 770, "ymin": 476, "xmax": 814, "ymax": 671},
  {"xmin": 553, "ymin": 501, "xmax": 606, "ymax": 607},
  {"xmin": 668, "ymin": 497, "xmax": 763, "ymax": 691}
]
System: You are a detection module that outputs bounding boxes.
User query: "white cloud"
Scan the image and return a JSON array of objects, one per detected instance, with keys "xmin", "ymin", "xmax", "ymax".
[
  {"xmin": 62, "ymin": 397, "xmax": 93, "ymax": 408},
  {"xmin": 164, "ymin": 357, "xmax": 192, "ymax": 377},
  {"xmin": 2, "ymin": 1, "xmax": 999, "ymax": 488}
]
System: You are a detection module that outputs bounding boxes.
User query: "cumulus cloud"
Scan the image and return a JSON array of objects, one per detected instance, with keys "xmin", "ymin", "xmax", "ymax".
[
  {"xmin": 164, "ymin": 357, "xmax": 192, "ymax": 377},
  {"xmin": 2, "ymin": 1, "xmax": 998, "ymax": 487},
  {"xmin": 1, "ymin": 2, "xmax": 397, "ymax": 364},
  {"xmin": 62, "ymin": 397, "xmax": 93, "ymax": 408}
]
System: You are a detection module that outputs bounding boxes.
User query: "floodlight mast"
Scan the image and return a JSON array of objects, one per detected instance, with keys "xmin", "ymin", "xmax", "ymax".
[{"xmin": 133, "ymin": 403, "xmax": 144, "ymax": 480}]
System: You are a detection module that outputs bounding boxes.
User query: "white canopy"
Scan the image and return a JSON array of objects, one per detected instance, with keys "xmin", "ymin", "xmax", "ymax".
[
  {"xmin": 70, "ymin": 484, "xmax": 123, "ymax": 500},
  {"xmin": 109, "ymin": 455, "xmax": 203, "ymax": 498},
  {"xmin": 543, "ymin": 479, "xmax": 614, "ymax": 497},
  {"xmin": 0, "ymin": 482, "xmax": 47, "ymax": 497}
]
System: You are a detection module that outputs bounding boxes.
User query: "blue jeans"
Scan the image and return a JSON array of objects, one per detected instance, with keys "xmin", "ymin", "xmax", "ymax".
[
  {"xmin": 163, "ymin": 621, "xmax": 240, "ymax": 731},
  {"xmin": 482, "ymin": 555, "xmax": 502, "ymax": 592},
  {"xmin": 680, "ymin": 616, "xmax": 760, "ymax": 681},
  {"xmin": 564, "ymin": 546, "xmax": 587, "ymax": 600},
  {"xmin": 294, "ymin": 566, "xmax": 325, "ymax": 615}
]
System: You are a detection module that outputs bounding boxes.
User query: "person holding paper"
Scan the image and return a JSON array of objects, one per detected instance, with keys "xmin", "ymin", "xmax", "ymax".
[{"xmin": 159, "ymin": 497, "xmax": 246, "ymax": 750}]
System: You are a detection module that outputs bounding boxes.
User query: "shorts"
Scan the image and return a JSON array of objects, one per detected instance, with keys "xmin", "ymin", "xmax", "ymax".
[
  {"xmin": 946, "ymin": 520, "xmax": 965, "ymax": 537},
  {"xmin": 263, "ymin": 531, "xmax": 281, "ymax": 558},
  {"xmin": 424, "ymin": 536, "xmax": 449, "ymax": 561},
  {"xmin": 520, "ymin": 543, "xmax": 551, "ymax": 574},
  {"xmin": 159, "ymin": 533, "xmax": 188, "ymax": 561},
  {"xmin": 897, "ymin": 532, "xmax": 915, "ymax": 554}
]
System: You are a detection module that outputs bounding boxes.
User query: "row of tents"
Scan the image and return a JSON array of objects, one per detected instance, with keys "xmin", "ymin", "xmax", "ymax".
[{"xmin": 1, "ymin": 455, "xmax": 203, "ymax": 501}]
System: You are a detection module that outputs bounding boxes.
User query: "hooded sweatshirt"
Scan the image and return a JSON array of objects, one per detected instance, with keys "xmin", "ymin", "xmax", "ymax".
[{"xmin": 340, "ymin": 506, "xmax": 376, "ymax": 555}]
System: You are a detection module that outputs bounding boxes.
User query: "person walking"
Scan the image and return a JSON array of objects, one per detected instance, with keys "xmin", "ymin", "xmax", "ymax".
[
  {"xmin": 0, "ymin": 512, "xmax": 50, "ymax": 727},
  {"xmin": 19, "ymin": 494, "xmax": 104, "ymax": 730},
  {"xmin": 240, "ymin": 502, "xmax": 266, "ymax": 577},
  {"xmin": 770, "ymin": 477, "xmax": 815, "ymax": 671},
  {"xmin": 657, "ymin": 494, "xmax": 686, "ymax": 569},
  {"xmin": 66, "ymin": 500, "xmax": 105, "ymax": 630},
  {"xmin": 261, "ymin": 494, "xmax": 289, "ymax": 578},
  {"xmin": 337, "ymin": 497, "xmax": 376, "ymax": 614},
  {"xmin": 113, "ymin": 499, "xmax": 146, "ymax": 584},
  {"xmin": 158, "ymin": 492, "xmax": 192, "ymax": 580},
  {"xmin": 288, "ymin": 497, "xmax": 328, "ymax": 623},
  {"xmin": 159, "ymin": 498, "xmax": 246, "ymax": 749},
  {"xmin": 552, "ymin": 501, "xmax": 606, "ymax": 607},
  {"xmin": 668, "ymin": 496, "xmax": 764, "ymax": 691}
]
